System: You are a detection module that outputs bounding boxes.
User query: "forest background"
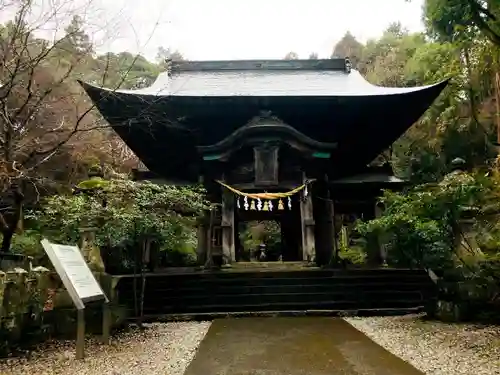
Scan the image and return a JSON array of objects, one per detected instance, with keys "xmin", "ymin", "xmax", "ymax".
[{"xmin": 0, "ymin": 0, "xmax": 499, "ymax": 300}]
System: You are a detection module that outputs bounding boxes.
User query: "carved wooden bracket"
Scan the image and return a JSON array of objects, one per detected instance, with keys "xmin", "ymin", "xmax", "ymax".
[{"xmin": 197, "ymin": 112, "xmax": 337, "ymax": 160}]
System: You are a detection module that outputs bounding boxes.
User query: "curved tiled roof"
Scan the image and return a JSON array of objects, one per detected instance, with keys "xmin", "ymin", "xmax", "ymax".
[
  {"xmin": 127, "ymin": 70, "xmax": 443, "ymax": 97},
  {"xmin": 88, "ymin": 59, "xmax": 445, "ymax": 97},
  {"xmin": 78, "ymin": 59, "xmax": 449, "ymax": 183}
]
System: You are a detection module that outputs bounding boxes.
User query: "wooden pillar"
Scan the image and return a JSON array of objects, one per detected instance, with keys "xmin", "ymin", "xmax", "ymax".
[
  {"xmin": 375, "ymin": 203, "xmax": 388, "ymax": 266},
  {"xmin": 300, "ymin": 177, "xmax": 315, "ymax": 262},
  {"xmin": 313, "ymin": 178, "xmax": 336, "ymax": 266},
  {"xmin": 221, "ymin": 189, "xmax": 236, "ymax": 264},
  {"xmin": 76, "ymin": 308, "xmax": 85, "ymax": 359},
  {"xmin": 325, "ymin": 195, "xmax": 337, "ymax": 265},
  {"xmin": 196, "ymin": 219, "xmax": 208, "ymax": 266}
]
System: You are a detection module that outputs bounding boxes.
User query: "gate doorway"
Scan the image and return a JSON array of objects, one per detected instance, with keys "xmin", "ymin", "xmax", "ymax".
[{"xmin": 234, "ymin": 196, "xmax": 302, "ymax": 262}]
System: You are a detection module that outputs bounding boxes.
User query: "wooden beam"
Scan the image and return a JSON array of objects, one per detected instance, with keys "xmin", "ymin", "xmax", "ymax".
[
  {"xmin": 221, "ymin": 187, "xmax": 235, "ymax": 264},
  {"xmin": 230, "ymin": 181, "xmax": 301, "ymax": 191},
  {"xmin": 300, "ymin": 174, "xmax": 315, "ymax": 262}
]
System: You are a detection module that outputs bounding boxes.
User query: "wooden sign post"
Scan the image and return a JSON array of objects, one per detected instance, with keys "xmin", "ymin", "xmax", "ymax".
[{"xmin": 41, "ymin": 239, "xmax": 110, "ymax": 360}]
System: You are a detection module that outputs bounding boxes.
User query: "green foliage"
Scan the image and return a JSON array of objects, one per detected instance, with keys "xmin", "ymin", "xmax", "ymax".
[
  {"xmin": 29, "ymin": 179, "xmax": 210, "ymax": 271},
  {"xmin": 9, "ymin": 231, "xmax": 44, "ymax": 259},
  {"xmin": 332, "ymin": 31, "xmax": 364, "ymax": 67},
  {"xmin": 62, "ymin": 15, "xmax": 93, "ymax": 53},
  {"xmin": 338, "ymin": 246, "xmax": 367, "ymax": 265},
  {"xmin": 90, "ymin": 52, "xmax": 162, "ymax": 90},
  {"xmin": 351, "ymin": 19, "xmax": 499, "ymax": 182},
  {"xmin": 155, "ymin": 46, "xmax": 184, "ymax": 69},
  {"xmin": 361, "ymin": 27, "xmax": 427, "ymax": 87},
  {"xmin": 76, "ymin": 177, "xmax": 110, "ymax": 190},
  {"xmin": 357, "ymin": 171, "xmax": 484, "ymax": 269},
  {"xmin": 337, "ymin": 226, "xmax": 368, "ymax": 265},
  {"xmin": 239, "ymin": 221, "xmax": 281, "ymax": 260},
  {"xmin": 423, "ymin": 0, "xmax": 500, "ymax": 46}
]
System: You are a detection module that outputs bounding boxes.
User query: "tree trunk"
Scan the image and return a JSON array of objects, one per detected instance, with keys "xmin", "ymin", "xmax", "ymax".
[
  {"xmin": 1, "ymin": 185, "xmax": 24, "ymax": 253},
  {"xmin": 495, "ymin": 71, "xmax": 500, "ymax": 146},
  {"xmin": 469, "ymin": 0, "xmax": 500, "ymax": 47},
  {"xmin": 1, "ymin": 229, "xmax": 14, "ymax": 253},
  {"xmin": 463, "ymin": 46, "xmax": 491, "ymax": 155},
  {"xmin": 464, "ymin": 47, "xmax": 478, "ymax": 123}
]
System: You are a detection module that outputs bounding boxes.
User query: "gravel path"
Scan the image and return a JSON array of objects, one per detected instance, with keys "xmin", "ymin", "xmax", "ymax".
[
  {"xmin": 0, "ymin": 322, "xmax": 211, "ymax": 375},
  {"xmin": 345, "ymin": 314, "xmax": 500, "ymax": 375},
  {"xmin": 3, "ymin": 316, "xmax": 499, "ymax": 374}
]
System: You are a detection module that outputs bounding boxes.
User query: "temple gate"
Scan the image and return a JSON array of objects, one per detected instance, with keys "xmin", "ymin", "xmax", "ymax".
[{"xmin": 80, "ymin": 58, "xmax": 447, "ymax": 268}]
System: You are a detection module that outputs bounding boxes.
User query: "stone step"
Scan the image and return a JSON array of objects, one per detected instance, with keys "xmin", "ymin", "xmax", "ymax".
[
  {"xmin": 147, "ymin": 290, "xmax": 425, "ymax": 306},
  {"xmin": 120, "ymin": 274, "xmax": 431, "ymax": 291},
  {"xmin": 140, "ymin": 299, "xmax": 427, "ymax": 315},
  {"xmin": 137, "ymin": 282, "xmax": 435, "ymax": 296},
  {"xmin": 230, "ymin": 261, "xmax": 313, "ymax": 269},
  {"xmin": 116, "ymin": 267, "xmax": 430, "ymax": 279},
  {"xmin": 117, "ymin": 269, "xmax": 430, "ymax": 284},
  {"xmin": 131, "ymin": 307, "xmax": 426, "ymax": 322},
  {"xmin": 116, "ymin": 268, "xmax": 436, "ymax": 317}
]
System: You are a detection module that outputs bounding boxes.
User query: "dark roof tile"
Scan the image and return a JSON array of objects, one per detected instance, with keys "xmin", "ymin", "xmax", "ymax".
[{"xmin": 113, "ymin": 69, "xmax": 443, "ymax": 97}]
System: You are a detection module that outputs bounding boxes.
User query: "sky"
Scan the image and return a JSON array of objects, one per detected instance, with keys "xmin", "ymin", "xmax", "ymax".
[{"xmin": 2, "ymin": 0, "xmax": 426, "ymax": 61}]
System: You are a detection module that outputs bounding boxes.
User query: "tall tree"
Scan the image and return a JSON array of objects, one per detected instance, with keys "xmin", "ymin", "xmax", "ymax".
[
  {"xmin": 423, "ymin": 0, "xmax": 500, "ymax": 145},
  {"xmin": 355, "ymin": 21, "xmax": 497, "ymax": 182},
  {"xmin": 360, "ymin": 26, "xmax": 426, "ymax": 87},
  {"xmin": 61, "ymin": 15, "xmax": 93, "ymax": 54},
  {"xmin": 283, "ymin": 51, "xmax": 299, "ymax": 60},
  {"xmin": 332, "ymin": 31, "xmax": 364, "ymax": 67},
  {"xmin": 385, "ymin": 22, "xmax": 408, "ymax": 38},
  {"xmin": 156, "ymin": 47, "xmax": 185, "ymax": 65},
  {"xmin": 95, "ymin": 52, "xmax": 161, "ymax": 89},
  {"xmin": 423, "ymin": 0, "xmax": 500, "ymax": 46},
  {"xmin": 0, "ymin": 0, "xmax": 149, "ymax": 252}
]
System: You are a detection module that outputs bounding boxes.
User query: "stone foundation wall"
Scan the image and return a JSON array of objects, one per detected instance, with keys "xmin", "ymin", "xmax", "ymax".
[
  {"xmin": 0, "ymin": 265, "xmax": 127, "ymax": 353},
  {"xmin": 428, "ymin": 279, "xmax": 499, "ymax": 323},
  {"xmin": 0, "ymin": 266, "xmax": 51, "ymax": 348}
]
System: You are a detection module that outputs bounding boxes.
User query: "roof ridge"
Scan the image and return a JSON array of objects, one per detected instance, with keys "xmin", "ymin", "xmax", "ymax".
[{"xmin": 169, "ymin": 58, "xmax": 351, "ymax": 73}]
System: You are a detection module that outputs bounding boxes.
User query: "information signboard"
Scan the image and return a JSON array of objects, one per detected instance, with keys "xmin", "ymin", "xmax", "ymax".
[
  {"xmin": 41, "ymin": 240, "xmax": 105, "ymax": 307},
  {"xmin": 41, "ymin": 239, "xmax": 110, "ymax": 359}
]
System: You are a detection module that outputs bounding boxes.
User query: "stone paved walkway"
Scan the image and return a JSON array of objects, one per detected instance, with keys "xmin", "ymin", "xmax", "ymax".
[{"xmin": 184, "ymin": 317, "xmax": 424, "ymax": 375}]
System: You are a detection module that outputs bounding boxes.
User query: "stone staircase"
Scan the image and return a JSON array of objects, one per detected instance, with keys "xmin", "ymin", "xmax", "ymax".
[
  {"xmin": 115, "ymin": 267, "xmax": 437, "ymax": 319},
  {"xmin": 225, "ymin": 261, "xmax": 317, "ymax": 271}
]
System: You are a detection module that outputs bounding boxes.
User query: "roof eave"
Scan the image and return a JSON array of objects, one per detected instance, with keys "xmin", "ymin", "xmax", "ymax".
[{"xmin": 78, "ymin": 78, "xmax": 450, "ymax": 100}]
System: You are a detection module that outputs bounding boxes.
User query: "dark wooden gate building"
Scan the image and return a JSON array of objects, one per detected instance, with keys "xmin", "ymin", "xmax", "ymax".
[{"xmin": 80, "ymin": 58, "xmax": 447, "ymax": 268}]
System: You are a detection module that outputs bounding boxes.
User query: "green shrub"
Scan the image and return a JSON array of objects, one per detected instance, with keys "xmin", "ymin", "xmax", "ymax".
[
  {"xmin": 357, "ymin": 171, "xmax": 483, "ymax": 269},
  {"xmin": 30, "ymin": 179, "xmax": 211, "ymax": 272},
  {"xmin": 9, "ymin": 231, "xmax": 43, "ymax": 256},
  {"xmin": 338, "ymin": 245, "xmax": 367, "ymax": 265},
  {"xmin": 0, "ymin": 230, "xmax": 49, "ymax": 267}
]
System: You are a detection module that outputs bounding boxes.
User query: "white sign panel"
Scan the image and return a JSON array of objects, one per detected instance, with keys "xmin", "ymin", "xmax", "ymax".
[{"xmin": 41, "ymin": 239, "xmax": 106, "ymax": 308}]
